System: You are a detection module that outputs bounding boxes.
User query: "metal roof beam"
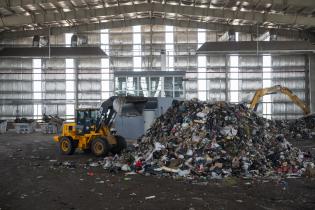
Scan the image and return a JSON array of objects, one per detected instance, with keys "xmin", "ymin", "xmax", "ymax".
[
  {"xmin": 239, "ymin": 0, "xmax": 315, "ymax": 8},
  {"xmin": 158, "ymin": 3, "xmax": 315, "ymax": 28},
  {"xmin": 0, "ymin": 0, "xmax": 65, "ymax": 8},
  {"xmin": 2, "ymin": 0, "xmax": 315, "ymax": 9},
  {"xmin": 0, "ymin": 17, "xmax": 313, "ymax": 41},
  {"xmin": 1, "ymin": 3, "xmax": 315, "ymax": 28}
]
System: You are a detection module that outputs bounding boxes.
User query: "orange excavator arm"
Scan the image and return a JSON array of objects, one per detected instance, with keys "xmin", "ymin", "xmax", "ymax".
[{"xmin": 249, "ymin": 85, "xmax": 310, "ymax": 115}]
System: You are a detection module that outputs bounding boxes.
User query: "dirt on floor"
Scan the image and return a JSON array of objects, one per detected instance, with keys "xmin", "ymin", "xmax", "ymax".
[{"xmin": 0, "ymin": 133, "xmax": 315, "ymax": 210}]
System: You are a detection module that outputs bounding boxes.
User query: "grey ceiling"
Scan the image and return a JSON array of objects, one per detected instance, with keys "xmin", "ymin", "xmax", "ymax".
[{"xmin": 0, "ymin": 0, "xmax": 315, "ymax": 38}]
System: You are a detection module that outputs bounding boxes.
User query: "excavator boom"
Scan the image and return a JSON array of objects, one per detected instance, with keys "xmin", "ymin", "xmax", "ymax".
[{"xmin": 249, "ymin": 85, "xmax": 310, "ymax": 115}]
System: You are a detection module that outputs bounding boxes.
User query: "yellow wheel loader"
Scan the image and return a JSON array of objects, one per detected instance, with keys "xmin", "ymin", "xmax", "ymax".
[{"xmin": 54, "ymin": 96, "xmax": 147, "ymax": 156}]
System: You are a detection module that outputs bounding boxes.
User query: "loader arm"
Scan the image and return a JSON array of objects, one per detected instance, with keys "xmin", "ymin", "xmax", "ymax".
[
  {"xmin": 95, "ymin": 96, "xmax": 148, "ymax": 132},
  {"xmin": 249, "ymin": 85, "xmax": 310, "ymax": 115},
  {"xmin": 95, "ymin": 96, "xmax": 115, "ymax": 132}
]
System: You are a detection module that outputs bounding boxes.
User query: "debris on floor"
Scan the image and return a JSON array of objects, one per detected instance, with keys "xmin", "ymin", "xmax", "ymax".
[
  {"xmin": 145, "ymin": 195, "xmax": 156, "ymax": 200},
  {"xmin": 98, "ymin": 100, "xmax": 314, "ymax": 180},
  {"xmin": 49, "ymin": 100, "xmax": 314, "ymax": 182}
]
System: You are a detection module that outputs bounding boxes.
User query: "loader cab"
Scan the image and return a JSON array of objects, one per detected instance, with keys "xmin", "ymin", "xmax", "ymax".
[{"xmin": 76, "ymin": 108, "xmax": 98, "ymax": 135}]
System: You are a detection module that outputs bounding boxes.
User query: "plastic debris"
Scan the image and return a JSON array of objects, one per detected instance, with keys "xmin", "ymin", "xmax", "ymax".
[
  {"xmin": 20, "ymin": 194, "xmax": 28, "ymax": 199},
  {"xmin": 89, "ymin": 100, "xmax": 315, "ymax": 181},
  {"xmin": 89, "ymin": 162, "xmax": 99, "ymax": 167},
  {"xmin": 304, "ymin": 163, "xmax": 315, "ymax": 178},
  {"xmin": 145, "ymin": 195, "xmax": 156, "ymax": 200},
  {"xmin": 87, "ymin": 171, "xmax": 94, "ymax": 176}
]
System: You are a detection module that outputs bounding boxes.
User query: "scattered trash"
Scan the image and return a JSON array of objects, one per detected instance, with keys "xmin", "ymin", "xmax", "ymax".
[
  {"xmin": 87, "ymin": 171, "xmax": 94, "ymax": 176},
  {"xmin": 123, "ymin": 177, "xmax": 132, "ymax": 181},
  {"xmin": 145, "ymin": 195, "xmax": 156, "ymax": 200},
  {"xmin": 57, "ymin": 100, "xmax": 314, "ymax": 182},
  {"xmin": 20, "ymin": 194, "xmax": 28, "ymax": 199},
  {"xmin": 192, "ymin": 197, "xmax": 203, "ymax": 201},
  {"xmin": 89, "ymin": 162, "xmax": 99, "ymax": 167},
  {"xmin": 130, "ymin": 193, "xmax": 136, "ymax": 196},
  {"xmin": 98, "ymin": 100, "xmax": 313, "ymax": 180},
  {"xmin": 278, "ymin": 180, "xmax": 288, "ymax": 190},
  {"xmin": 304, "ymin": 163, "xmax": 315, "ymax": 178},
  {"xmin": 62, "ymin": 161, "xmax": 76, "ymax": 169},
  {"xmin": 121, "ymin": 164, "xmax": 131, "ymax": 171},
  {"xmin": 125, "ymin": 172, "xmax": 137, "ymax": 175},
  {"xmin": 275, "ymin": 114, "xmax": 315, "ymax": 140}
]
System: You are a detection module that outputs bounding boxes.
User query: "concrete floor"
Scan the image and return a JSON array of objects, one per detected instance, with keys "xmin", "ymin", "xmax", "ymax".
[{"xmin": 0, "ymin": 133, "xmax": 315, "ymax": 210}]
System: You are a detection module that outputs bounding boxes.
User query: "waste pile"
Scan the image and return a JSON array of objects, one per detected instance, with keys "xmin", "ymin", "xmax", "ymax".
[
  {"xmin": 14, "ymin": 117, "xmax": 35, "ymax": 123},
  {"xmin": 275, "ymin": 115, "xmax": 315, "ymax": 140},
  {"xmin": 42, "ymin": 114, "xmax": 65, "ymax": 126},
  {"xmin": 99, "ymin": 100, "xmax": 314, "ymax": 180},
  {"xmin": 42, "ymin": 114, "xmax": 65, "ymax": 133}
]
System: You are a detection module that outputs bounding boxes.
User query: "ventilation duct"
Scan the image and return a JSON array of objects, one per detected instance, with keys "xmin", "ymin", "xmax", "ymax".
[
  {"xmin": 218, "ymin": 30, "xmax": 236, "ymax": 42},
  {"xmin": 32, "ymin": 35, "xmax": 49, "ymax": 47},
  {"xmin": 269, "ymin": 30, "xmax": 278, "ymax": 41},
  {"xmin": 40, "ymin": 36, "xmax": 49, "ymax": 47},
  {"xmin": 228, "ymin": 30, "xmax": 236, "ymax": 41},
  {"xmin": 32, "ymin": 35, "xmax": 40, "ymax": 47},
  {"xmin": 71, "ymin": 35, "xmax": 78, "ymax": 47},
  {"xmin": 71, "ymin": 34, "xmax": 88, "ymax": 47}
]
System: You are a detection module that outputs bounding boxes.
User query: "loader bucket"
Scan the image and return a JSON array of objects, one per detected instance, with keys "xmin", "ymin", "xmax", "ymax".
[{"xmin": 113, "ymin": 96, "xmax": 148, "ymax": 116}]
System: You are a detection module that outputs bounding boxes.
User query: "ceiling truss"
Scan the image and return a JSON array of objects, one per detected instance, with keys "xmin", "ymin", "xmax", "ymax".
[{"xmin": 0, "ymin": 0, "xmax": 314, "ymax": 39}]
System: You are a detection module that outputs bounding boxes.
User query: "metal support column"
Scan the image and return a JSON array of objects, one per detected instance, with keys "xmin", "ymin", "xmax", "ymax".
[
  {"xmin": 305, "ymin": 54, "xmax": 310, "ymax": 110},
  {"xmin": 74, "ymin": 59, "xmax": 79, "ymax": 109},
  {"xmin": 225, "ymin": 55, "xmax": 229, "ymax": 101},
  {"xmin": 308, "ymin": 54, "xmax": 315, "ymax": 112}
]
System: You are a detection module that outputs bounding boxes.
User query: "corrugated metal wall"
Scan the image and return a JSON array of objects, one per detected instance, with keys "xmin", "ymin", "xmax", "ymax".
[
  {"xmin": 77, "ymin": 58, "xmax": 102, "ymax": 107},
  {"xmin": 42, "ymin": 58, "xmax": 66, "ymax": 116},
  {"xmin": 271, "ymin": 55, "xmax": 306, "ymax": 119},
  {"xmin": 0, "ymin": 26, "xmax": 309, "ymax": 120},
  {"xmin": 0, "ymin": 58, "xmax": 33, "ymax": 118},
  {"xmin": 238, "ymin": 55, "xmax": 263, "ymax": 110},
  {"xmin": 206, "ymin": 55, "xmax": 227, "ymax": 101}
]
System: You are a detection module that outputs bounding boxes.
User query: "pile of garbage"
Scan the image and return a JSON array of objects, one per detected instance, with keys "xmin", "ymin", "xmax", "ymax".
[
  {"xmin": 14, "ymin": 117, "xmax": 35, "ymax": 123},
  {"xmin": 42, "ymin": 114, "xmax": 65, "ymax": 125},
  {"xmin": 275, "ymin": 116, "xmax": 315, "ymax": 140},
  {"xmin": 100, "ymin": 100, "xmax": 313, "ymax": 180}
]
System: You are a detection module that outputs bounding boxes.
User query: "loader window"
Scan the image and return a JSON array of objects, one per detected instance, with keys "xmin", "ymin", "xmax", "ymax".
[
  {"xmin": 90, "ymin": 110, "xmax": 98, "ymax": 124},
  {"xmin": 77, "ymin": 110, "xmax": 88, "ymax": 125}
]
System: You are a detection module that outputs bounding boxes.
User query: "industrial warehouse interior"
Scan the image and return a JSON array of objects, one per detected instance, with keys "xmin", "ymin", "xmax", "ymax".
[{"xmin": 1, "ymin": 0, "xmax": 315, "ymax": 209}]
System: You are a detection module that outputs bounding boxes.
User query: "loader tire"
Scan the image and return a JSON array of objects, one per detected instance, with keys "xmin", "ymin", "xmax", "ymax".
[
  {"xmin": 59, "ymin": 137, "xmax": 75, "ymax": 155},
  {"xmin": 111, "ymin": 135, "xmax": 127, "ymax": 154},
  {"xmin": 91, "ymin": 137, "xmax": 110, "ymax": 157}
]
